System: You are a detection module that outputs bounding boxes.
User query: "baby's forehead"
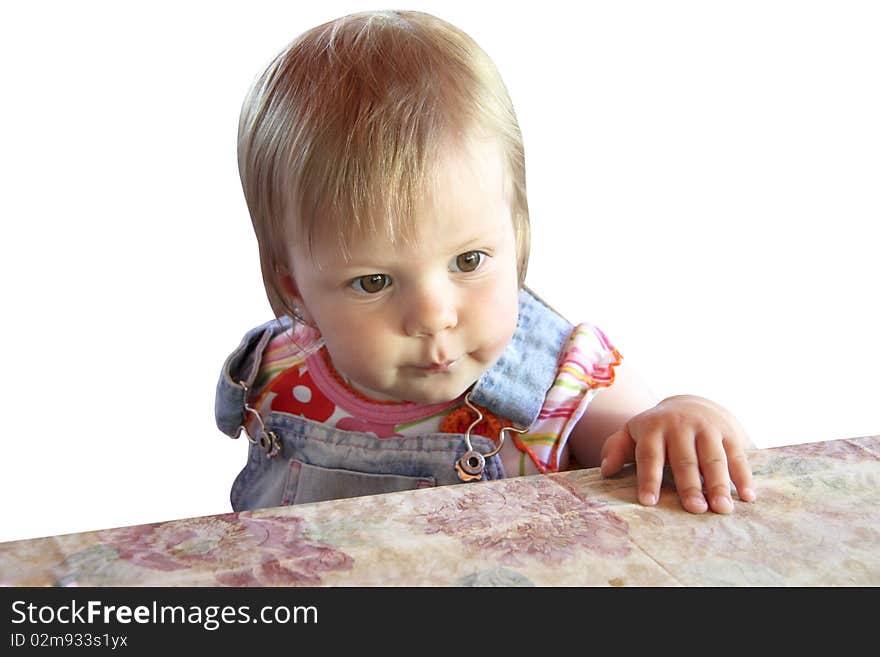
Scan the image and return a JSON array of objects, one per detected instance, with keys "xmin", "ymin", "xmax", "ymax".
[{"xmin": 297, "ymin": 136, "xmax": 511, "ymax": 257}]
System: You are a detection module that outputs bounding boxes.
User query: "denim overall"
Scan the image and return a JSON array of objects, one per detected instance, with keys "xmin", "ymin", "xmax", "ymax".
[{"xmin": 215, "ymin": 287, "xmax": 572, "ymax": 511}]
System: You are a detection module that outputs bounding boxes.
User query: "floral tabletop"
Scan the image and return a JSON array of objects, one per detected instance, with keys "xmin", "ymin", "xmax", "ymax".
[{"xmin": 2, "ymin": 436, "xmax": 878, "ymax": 586}]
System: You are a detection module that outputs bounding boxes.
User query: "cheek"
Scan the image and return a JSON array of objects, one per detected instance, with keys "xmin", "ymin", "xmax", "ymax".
[
  {"xmin": 470, "ymin": 271, "xmax": 520, "ymax": 346},
  {"xmin": 316, "ymin": 308, "xmax": 392, "ymax": 363},
  {"xmin": 496, "ymin": 285, "xmax": 520, "ymax": 344}
]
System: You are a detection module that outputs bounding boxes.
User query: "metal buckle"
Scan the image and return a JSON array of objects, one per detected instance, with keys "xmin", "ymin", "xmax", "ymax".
[
  {"xmin": 454, "ymin": 389, "xmax": 526, "ymax": 482},
  {"xmin": 235, "ymin": 380, "xmax": 281, "ymax": 458}
]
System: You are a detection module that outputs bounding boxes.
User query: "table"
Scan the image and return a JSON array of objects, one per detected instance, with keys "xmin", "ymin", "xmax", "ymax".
[{"xmin": 2, "ymin": 436, "xmax": 878, "ymax": 586}]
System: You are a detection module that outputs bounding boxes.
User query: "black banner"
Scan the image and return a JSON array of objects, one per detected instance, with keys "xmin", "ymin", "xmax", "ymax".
[{"xmin": 0, "ymin": 586, "xmax": 858, "ymax": 650}]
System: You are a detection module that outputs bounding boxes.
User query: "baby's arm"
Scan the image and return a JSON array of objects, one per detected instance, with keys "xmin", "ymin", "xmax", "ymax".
[{"xmin": 567, "ymin": 362, "xmax": 756, "ymax": 514}]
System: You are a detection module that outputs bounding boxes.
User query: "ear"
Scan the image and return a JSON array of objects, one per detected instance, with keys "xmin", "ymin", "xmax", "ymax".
[
  {"xmin": 276, "ymin": 265, "xmax": 315, "ymax": 325},
  {"xmin": 277, "ymin": 265, "xmax": 299, "ymax": 300}
]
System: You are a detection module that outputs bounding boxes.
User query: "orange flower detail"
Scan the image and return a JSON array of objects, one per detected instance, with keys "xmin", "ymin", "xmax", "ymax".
[{"xmin": 440, "ymin": 403, "xmax": 505, "ymax": 441}]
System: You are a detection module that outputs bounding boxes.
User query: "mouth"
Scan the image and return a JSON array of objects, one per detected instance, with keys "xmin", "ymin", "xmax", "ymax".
[{"xmin": 416, "ymin": 359, "xmax": 458, "ymax": 373}]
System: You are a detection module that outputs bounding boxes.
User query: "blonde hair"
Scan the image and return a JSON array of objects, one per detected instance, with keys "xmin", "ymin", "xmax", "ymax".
[{"xmin": 238, "ymin": 10, "xmax": 530, "ymax": 318}]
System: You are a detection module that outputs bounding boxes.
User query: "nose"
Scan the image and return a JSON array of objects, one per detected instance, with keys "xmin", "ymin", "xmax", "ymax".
[{"xmin": 403, "ymin": 280, "xmax": 458, "ymax": 337}]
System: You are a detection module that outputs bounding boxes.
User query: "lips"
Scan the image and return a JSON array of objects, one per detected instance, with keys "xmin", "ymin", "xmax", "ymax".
[{"xmin": 416, "ymin": 359, "xmax": 458, "ymax": 373}]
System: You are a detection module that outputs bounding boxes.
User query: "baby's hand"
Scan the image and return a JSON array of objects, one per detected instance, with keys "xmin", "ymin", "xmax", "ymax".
[{"xmin": 599, "ymin": 395, "xmax": 757, "ymax": 514}]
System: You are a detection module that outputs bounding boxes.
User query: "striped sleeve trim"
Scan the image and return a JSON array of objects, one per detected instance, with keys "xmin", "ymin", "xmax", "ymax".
[{"xmin": 514, "ymin": 323, "xmax": 622, "ymax": 474}]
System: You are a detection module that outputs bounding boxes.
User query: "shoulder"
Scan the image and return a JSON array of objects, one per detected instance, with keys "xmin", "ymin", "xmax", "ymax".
[
  {"xmin": 509, "ymin": 322, "xmax": 623, "ymax": 474},
  {"xmin": 246, "ymin": 319, "xmax": 324, "ymax": 400},
  {"xmin": 537, "ymin": 321, "xmax": 623, "ymax": 428},
  {"xmin": 559, "ymin": 323, "xmax": 622, "ymax": 386}
]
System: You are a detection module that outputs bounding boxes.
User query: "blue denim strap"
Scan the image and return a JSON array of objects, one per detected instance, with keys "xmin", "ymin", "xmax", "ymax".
[
  {"xmin": 215, "ymin": 316, "xmax": 292, "ymax": 438},
  {"xmin": 469, "ymin": 287, "xmax": 573, "ymax": 429}
]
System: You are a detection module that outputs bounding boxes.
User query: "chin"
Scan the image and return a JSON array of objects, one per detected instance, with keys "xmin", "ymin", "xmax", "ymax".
[{"xmin": 402, "ymin": 379, "xmax": 472, "ymax": 405}]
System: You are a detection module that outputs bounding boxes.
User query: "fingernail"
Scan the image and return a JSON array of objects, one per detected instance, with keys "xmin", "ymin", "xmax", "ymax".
[
  {"xmin": 600, "ymin": 458, "xmax": 608, "ymax": 473},
  {"xmin": 686, "ymin": 495, "xmax": 708, "ymax": 511},
  {"xmin": 711, "ymin": 496, "xmax": 734, "ymax": 513},
  {"xmin": 640, "ymin": 492, "xmax": 656, "ymax": 506},
  {"xmin": 742, "ymin": 487, "xmax": 756, "ymax": 502}
]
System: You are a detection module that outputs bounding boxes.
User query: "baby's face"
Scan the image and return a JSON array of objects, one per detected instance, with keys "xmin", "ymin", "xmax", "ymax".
[{"xmin": 290, "ymin": 138, "xmax": 520, "ymax": 404}]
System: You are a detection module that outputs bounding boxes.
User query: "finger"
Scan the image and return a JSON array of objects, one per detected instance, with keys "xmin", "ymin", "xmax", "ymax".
[
  {"xmin": 633, "ymin": 429, "xmax": 665, "ymax": 506},
  {"xmin": 695, "ymin": 430, "xmax": 734, "ymax": 514},
  {"xmin": 666, "ymin": 429, "xmax": 709, "ymax": 514},
  {"xmin": 600, "ymin": 428, "xmax": 635, "ymax": 477},
  {"xmin": 724, "ymin": 436, "xmax": 757, "ymax": 502}
]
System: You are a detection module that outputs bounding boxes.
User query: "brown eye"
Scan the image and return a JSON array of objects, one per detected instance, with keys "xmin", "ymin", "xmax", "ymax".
[
  {"xmin": 454, "ymin": 251, "xmax": 484, "ymax": 273},
  {"xmin": 352, "ymin": 274, "xmax": 391, "ymax": 294}
]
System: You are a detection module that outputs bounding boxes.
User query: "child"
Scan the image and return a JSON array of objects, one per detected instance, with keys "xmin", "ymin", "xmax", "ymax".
[{"xmin": 215, "ymin": 9, "xmax": 756, "ymax": 515}]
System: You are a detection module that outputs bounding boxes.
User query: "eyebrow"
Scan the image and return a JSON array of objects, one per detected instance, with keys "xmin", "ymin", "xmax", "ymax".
[{"xmin": 450, "ymin": 216, "xmax": 512, "ymax": 250}]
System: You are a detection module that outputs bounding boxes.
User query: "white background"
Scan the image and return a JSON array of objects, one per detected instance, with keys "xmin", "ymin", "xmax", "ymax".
[{"xmin": 1, "ymin": 1, "xmax": 877, "ymax": 543}]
